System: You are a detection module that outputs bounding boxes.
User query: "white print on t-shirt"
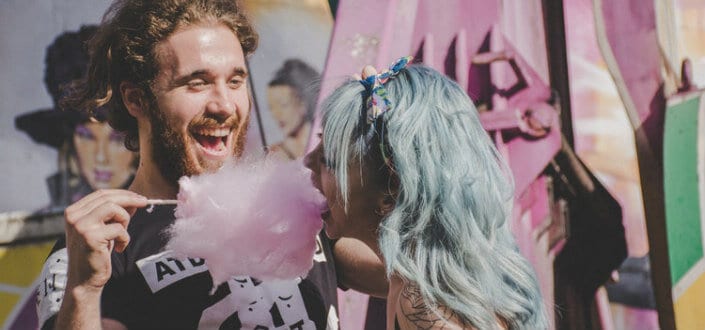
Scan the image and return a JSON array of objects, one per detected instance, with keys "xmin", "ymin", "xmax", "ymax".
[
  {"xmin": 313, "ymin": 235, "xmax": 327, "ymax": 263},
  {"xmin": 327, "ymin": 306, "xmax": 339, "ymax": 330},
  {"xmin": 36, "ymin": 248, "xmax": 68, "ymax": 328},
  {"xmin": 136, "ymin": 250, "xmax": 208, "ymax": 293},
  {"xmin": 199, "ymin": 276, "xmax": 316, "ymax": 329}
]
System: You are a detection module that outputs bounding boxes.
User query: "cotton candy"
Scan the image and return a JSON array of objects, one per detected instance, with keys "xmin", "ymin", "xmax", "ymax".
[{"xmin": 165, "ymin": 157, "xmax": 325, "ymax": 287}]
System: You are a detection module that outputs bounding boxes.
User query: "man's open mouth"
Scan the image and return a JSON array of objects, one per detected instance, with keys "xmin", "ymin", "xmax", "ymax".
[{"xmin": 192, "ymin": 127, "xmax": 231, "ymax": 156}]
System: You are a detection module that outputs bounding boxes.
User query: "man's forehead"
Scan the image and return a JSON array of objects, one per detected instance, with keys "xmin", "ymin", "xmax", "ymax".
[{"xmin": 155, "ymin": 24, "xmax": 246, "ymax": 76}]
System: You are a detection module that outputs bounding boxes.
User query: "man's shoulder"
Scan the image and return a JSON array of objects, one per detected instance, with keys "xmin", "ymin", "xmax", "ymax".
[{"xmin": 37, "ymin": 244, "xmax": 68, "ymax": 330}]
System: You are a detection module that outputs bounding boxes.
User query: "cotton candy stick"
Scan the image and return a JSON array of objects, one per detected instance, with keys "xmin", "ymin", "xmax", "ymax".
[
  {"xmin": 146, "ymin": 199, "xmax": 178, "ymax": 205},
  {"xmin": 144, "ymin": 199, "xmax": 178, "ymax": 213}
]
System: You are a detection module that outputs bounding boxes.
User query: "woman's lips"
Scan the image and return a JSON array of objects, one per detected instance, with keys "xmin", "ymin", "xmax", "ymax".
[
  {"xmin": 93, "ymin": 169, "xmax": 113, "ymax": 182},
  {"xmin": 320, "ymin": 209, "xmax": 331, "ymax": 221}
]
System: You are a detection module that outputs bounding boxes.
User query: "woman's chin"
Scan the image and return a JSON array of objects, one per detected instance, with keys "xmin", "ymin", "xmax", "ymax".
[
  {"xmin": 90, "ymin": 181, "xmax": 110, "ymax": 190},
  {"xmin": 323, "ymin": 225, "xmax": 341, "ymax": 240}
]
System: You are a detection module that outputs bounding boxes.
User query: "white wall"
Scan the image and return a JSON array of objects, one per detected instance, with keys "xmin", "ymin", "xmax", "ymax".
[{"xmin": 0, "ymin": 0, "xmax": 112, "ymax": 212}]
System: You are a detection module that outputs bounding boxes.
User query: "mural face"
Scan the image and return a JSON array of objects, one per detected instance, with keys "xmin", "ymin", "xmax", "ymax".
[
  {"xmin": 73, "ymin": 122, "xmax": 136, "ymax": 190},
  {"xmin": 263, "ymin": 58, "xmax": 321, "ymax": 159},
  {"xmin": 267, "ymin": 85, "xmax": 307, "ymax": 137},
  {"xmin": 239, "ymin": 0, "xmax": 332, "ymax": 159}
]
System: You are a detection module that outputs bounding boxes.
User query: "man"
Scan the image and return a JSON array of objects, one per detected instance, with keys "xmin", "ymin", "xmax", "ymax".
[{"xmin": 35, "ymin": 1, "xmax": 385, "ymax": 329}]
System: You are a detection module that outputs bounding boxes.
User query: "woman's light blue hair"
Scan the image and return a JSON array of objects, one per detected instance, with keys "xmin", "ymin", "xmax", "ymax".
[{"xmin": 321, "ymin": 65, "xmax": 548, "ymax": 329}]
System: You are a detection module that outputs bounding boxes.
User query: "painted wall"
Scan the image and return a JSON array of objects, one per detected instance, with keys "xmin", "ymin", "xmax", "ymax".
[{"xmin": 0, "ymin": 0, "xmax": 112, "ymax": 213}]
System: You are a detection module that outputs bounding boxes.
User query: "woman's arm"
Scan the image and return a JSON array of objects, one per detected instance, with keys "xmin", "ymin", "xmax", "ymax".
[{"xmin": 332, "ymin": 237, "xmax": 388, "ymax": 298}]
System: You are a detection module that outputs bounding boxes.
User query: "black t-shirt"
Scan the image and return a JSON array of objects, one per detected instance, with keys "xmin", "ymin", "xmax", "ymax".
[{"xmin": 37, "ymin": 205, "xmax": 339, "ymax": 329}]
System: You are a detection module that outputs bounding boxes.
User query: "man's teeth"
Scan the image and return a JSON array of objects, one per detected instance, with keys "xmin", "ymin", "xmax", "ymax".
[{"xmin": 194, "ymin": 128, "xmax": 230, "ymax": 137}]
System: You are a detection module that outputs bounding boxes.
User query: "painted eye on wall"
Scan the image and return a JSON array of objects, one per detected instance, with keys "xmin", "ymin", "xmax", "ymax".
[{"xmin": 74, "ymin": 124, "xmax": 95, "ymax": 140}]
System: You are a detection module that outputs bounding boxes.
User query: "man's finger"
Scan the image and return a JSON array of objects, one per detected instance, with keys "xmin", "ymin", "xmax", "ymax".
[
  {"xmin": 103, "ymin": 223, "xmax": 131, "ymax": 253},
  {"xmin": 72, "ymin": 193, "xmax": 147, "ymax": 225},
  {"xmin": 67, "ymin": 190, "xmax": 146, "ymax": 221},
  {"xmin": 361, "ymin": 65, "xmax": 378, "ymax": 79},
  {"xmin": 95, "ymin": 202, "xmax": 133, "ymax": 229},
  {"xmin": 70, "ymin": 189, "xmax": 144, "ymax": 210},
  {"xmin": 73, "ymin": 202, "xmax": 133, "ymax": 238}
]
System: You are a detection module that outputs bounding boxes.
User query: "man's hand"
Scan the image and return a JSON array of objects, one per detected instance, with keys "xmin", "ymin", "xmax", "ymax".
[
  {"xmin": 55, "ymin": 189, "xmax": 146, "ymax": 330},
  {"xmin": 63, "ymin": 189, "xmax": 147, "ymax": 290},
  {"xmin": 352, "ymin": 65, "xmax": 378, "ymax": 80}
]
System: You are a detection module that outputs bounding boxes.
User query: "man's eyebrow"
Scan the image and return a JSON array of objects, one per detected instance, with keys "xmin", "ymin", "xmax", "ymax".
[
  {"xmin": 171, "ymin": 67, "xmax": 248, "ymax": 85},
  {"xmin": 233, "ymin": 67, "xmax": 248, "ymax": 77},
  {"xmin": 172, "ymin": 70, "xmax": 209, "ymax": 84}
]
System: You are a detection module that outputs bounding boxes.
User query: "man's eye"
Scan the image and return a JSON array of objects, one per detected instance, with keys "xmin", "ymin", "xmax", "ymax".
[
  {"xmin": 229, "ymin": 78, "xmax": 244, "ymax": 88},
  {"xmin": 188, "ymin": 80, "xmax": 207, "ymax": 88}
]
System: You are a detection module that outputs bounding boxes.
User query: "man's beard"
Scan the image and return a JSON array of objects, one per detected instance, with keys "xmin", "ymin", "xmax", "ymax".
[{"xmin": 147, "ymin": 104, "xmax": 249, "ymax": 186}]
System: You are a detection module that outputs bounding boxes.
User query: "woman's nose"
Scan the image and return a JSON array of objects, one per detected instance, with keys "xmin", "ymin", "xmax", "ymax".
[
  {"xmin": 95, "ymin": 141, "xmax": 107, "ymax": 164},
  {"xmin": 303, "ymin": 150, "xmax": 315, "ymax": 171}
]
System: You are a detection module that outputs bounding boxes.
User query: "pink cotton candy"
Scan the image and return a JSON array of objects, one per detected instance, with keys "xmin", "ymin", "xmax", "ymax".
[{"xmin": 165, "ymin": 157, "xmax": 325, "ymax": 287}]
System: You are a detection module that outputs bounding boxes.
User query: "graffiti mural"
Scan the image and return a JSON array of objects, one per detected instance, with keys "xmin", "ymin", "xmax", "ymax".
[{"xmin": 240, "ymin": 0, "xmax": 333, "ymax": 159}]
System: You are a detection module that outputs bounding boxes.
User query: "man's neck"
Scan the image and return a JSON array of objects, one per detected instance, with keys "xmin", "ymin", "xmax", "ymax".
[{"xmin": 128, "ymin": 164, "xmax": 179, "ymax": 199}]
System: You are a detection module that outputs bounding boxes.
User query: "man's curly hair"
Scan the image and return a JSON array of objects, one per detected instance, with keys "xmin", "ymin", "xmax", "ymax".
[{"xmin": 62, "ymin": 0, "xmax": 258, "ymax": 151}]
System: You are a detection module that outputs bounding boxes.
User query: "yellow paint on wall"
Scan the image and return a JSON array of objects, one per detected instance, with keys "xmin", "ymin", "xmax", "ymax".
[
  {"xmin": 0, "ymin": 241, "xmax": 56, "ymax": 327},
  {"xmin": 674, "ymin": 272, "xmax": 705, "ymax": 330},
  {"xmin": 0, "ymin": 292, "xmax": 20, "ymax": 326},
  {"xmin": 0, "ymin": 242, "xmax": 55, "ymax": 286}
]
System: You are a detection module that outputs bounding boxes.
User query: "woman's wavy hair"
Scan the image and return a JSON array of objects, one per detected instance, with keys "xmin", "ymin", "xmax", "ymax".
[
  {"xmin": 62, "ymin": 0, "xmax": 258, "ymax": 151},
  {"xmin": 321, "ymin": 65, "xmax": 548, "ymax": 329}
]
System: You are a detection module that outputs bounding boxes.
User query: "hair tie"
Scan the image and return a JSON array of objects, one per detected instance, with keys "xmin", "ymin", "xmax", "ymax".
[
  {"xmin": 359, "ymin": 56, "xmax": 413, "ymax": 124},
  {"xmin": 358, "ymin": 56, "xmax": 413, "ymax": 170}
]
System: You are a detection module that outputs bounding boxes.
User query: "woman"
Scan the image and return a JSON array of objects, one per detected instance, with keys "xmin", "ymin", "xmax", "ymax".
[{"xmin": 305, "ymin": 57, "xmax": 547, "ymax": 329}]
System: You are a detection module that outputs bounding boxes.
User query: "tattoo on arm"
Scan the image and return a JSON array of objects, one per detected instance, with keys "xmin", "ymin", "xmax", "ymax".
[{"xmin": 399, "ymin": 285, "xmax": 468, "ymax": 329}]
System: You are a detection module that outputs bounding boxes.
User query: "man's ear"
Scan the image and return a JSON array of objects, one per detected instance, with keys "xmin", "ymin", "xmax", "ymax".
[{"xmin": 120, "ymin": 81, "xmax": 147, "ymax": 118}]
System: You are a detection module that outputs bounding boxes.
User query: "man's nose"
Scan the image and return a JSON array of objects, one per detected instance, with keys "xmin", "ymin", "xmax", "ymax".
[{"xmin": 205, "ymin": 82, "xmax": 235, "ymax": 118}]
